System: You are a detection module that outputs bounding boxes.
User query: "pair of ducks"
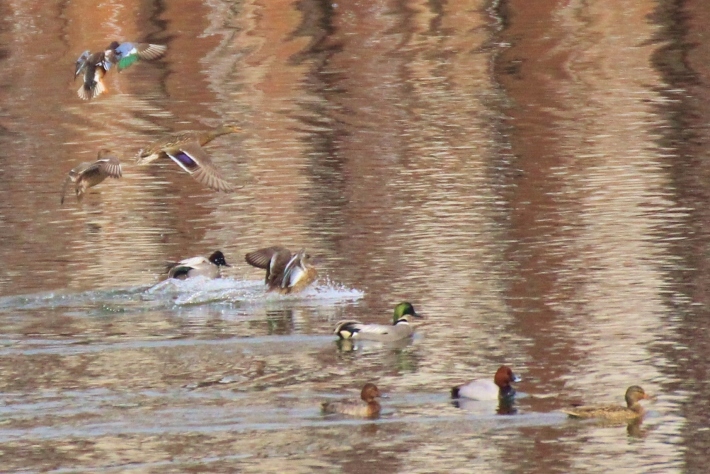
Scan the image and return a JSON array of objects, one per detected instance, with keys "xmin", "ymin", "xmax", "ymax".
[
  {"xmin": 324, "ymin": 368, "xmax": 653, "ymax": 423},
  {"xmin": 323, "ymin": 367, "xmax": 521, "ymax": 419},
  {"xmin": 61, "ymin": 123, "xmax": 242, "ymax": 203},
  {"xmin": 74, "ymin": 41, "xmax": 167, "ymax": 100},
  {"xmin": 167, "ymin": 247, "xmax": 318, "ymax": 295}
]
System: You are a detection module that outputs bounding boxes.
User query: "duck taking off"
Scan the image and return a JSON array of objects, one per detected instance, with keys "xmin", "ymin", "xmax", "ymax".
[{"xmin": 245, "ymin": 246, "xmax": 319, "ymax": 294}]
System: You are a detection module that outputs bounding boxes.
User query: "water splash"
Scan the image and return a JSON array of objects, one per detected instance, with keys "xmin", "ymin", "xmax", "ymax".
[{"xmin": 0, "ymin": 277, "xmax": 364, "ymax": 315}]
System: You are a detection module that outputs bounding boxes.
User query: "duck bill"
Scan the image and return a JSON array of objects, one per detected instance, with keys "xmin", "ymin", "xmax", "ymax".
[{"xmin": 512, "ymin": 374, "xmax": 522, "ymax": 383}]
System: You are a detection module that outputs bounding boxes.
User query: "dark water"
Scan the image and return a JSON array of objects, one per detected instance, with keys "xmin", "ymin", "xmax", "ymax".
[{"xmin": 0, "ymin": 0, "xmax": 708, "ymax": 471}]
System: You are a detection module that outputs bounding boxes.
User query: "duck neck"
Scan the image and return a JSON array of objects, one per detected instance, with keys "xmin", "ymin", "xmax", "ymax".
[
  {"xmin": 200, "ymin": 127, "xmax": 234, "ymax": 145},
  {"xmin": 628, "ymin": 402, "xmax": 644, "ymax": 413},
  {"xmin": 499, "ymin": 385, "xmax": 515, "ymax": 399}
]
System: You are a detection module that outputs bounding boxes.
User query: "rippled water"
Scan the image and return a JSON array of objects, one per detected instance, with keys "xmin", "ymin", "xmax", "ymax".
[{"xmin": 1, "ymin": 0, "xmax": 709, "ymax": 471}]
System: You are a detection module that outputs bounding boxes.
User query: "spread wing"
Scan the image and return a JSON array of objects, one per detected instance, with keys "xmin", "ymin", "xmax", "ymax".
[
  {"xmin": 96, "ymin": 155, "xmax": 122, "ymax": 178},
  {"xmin": 60, "ymin": 175, "xmax": 73, "ymax": 205},
  {"xmin": 165, "ymin": 141, "xmax": 235, "ymax": 192},
  {"xmin": 245, "ymin": 247, "xmax": 291, "ymax": 268},
  {"xmin": 113, "ymin": 42, "xmax": 167, "ymax": 70},
  {"xmin": 245, "ymin": 247, "xmax": 292, "ymax": 285}
]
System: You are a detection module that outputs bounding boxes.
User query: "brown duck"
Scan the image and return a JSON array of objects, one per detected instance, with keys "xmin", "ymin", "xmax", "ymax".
[
  {"xmin": 245, "ymin": 247, "xmax": 318, "ymax": 294},
  {"xmin": 321, "ymin": 383, "xmax": 382, "ymax": 418},
  {"xmin": 136, "ymin": 124, "xmax": 240, "ymax": 192},
  {"xmin": 60, "ymin": 149, "xmax": 122, "ymax": 204},
  {"xmin": 562, "ymin": 385, "xmax": 652, "ymax": 422}
]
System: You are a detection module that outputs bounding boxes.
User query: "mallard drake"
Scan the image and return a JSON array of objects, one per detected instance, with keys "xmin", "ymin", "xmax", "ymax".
[
  {"xmin": 333, "ymin": 302, "xmax": 422, "ymax": 342},
  {"xmin": 74, "ymin": 41, "xmax": 166, "ymax": 100},
  {"xmin": 244, "ymin": 247, "xmax": 318, "ymax": 294},
  {"xmin": 136, "ymin": 124, "xmax": 240, "ymax": 193},
  {"xmin": 562, "ymin": 385, "xmax": 652, "ymax": 422},
  {"xmin": 166, "ymin": 250, "xmax": 231, "ymax": 279},
  {"xmin": 60, "ymin": 149, "xmax": 122, "ymax": 204},
  {"xmin": 321, "ymin": 383, "xmax": 382, "ymax": 418},
  {"xmin": 451, "ymin": 365, "xmax": 521, "ymax": 401}
]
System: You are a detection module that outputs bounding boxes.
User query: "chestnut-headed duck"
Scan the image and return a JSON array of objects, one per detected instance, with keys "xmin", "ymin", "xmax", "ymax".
[
  {"xmin": 167, "ymin": 251, "xmax": 231, "ymax": 279},
  {"xmin": 136, "ymin": 124, "xmax": 241, "ymax": 193},
  {"xmin": 562, "ymin": 385, "xmax": 652, "ymax": 422},
  {"xmin": 321, "ymin": 383, "xmax": 382, "ymax": 418},
  {"xmin": 451, "ymin": 365, "xmax": 521, "ymax": 401},
  {"xmin": 60, "ymin": 149, "xmax": 122, "ymax": 204},
  {"xmin": 333, "ymin": 302, "xmax": 422, "ymax": 342},
  {"xmin": 245, "ymin": 247, "xmax": 318, "ymax": 294}
]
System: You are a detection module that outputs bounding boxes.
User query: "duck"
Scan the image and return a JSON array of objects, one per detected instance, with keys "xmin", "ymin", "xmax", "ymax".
[
  {"xmin": 166, "ymin": 250, "xmax": 231, "ymax": 279},
  {"xmin": 333, "ymin": 302, "xmax": 422, "ymax": 342},
  {"xmin": 60, "ymin": 149, "xmax": 122, "ymax": 204},
  {"xmin": 321, "ymin": 383, "xmax": 382, "ymax": 418},
  {"xmin": 561, "ymin": 385, "xmax": 652, "ymax": 422},
  {"xmin": 105, "ymin": 41, "xmax": 167, "ymax": 71},
  {"xmin": 74, "ymin": 41, "xmax": 166, "ymax": 100},
  {"xmin": 74, "ymin": 50, "xmax": 111, "ymax": 100},
  {"xmin": 244, "ymin": 247, "xmax": 318, "ymax": 294},
  {"xmin": 451, "ymin": 365, "xmax": 521, "ymax": 401},
  {"xmin": 136, "ymin": 124, "xmax": 241, "ymax": 193}
]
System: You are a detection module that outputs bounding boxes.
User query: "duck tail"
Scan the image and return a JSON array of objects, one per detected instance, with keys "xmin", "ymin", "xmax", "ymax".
[
  {"xmin": 77, "ymin": 79, "xmax": 105, "ymax": 100},
  {"xmin": 333, "ymin": 320, "xmax": 361, "ymax": 339},
  {"xmin": 451, "ymin": 387, "xmax": 460, "ymax": 399}
]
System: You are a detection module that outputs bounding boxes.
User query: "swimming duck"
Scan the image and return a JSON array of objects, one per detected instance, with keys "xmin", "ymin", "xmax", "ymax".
[
  {"xmin": 136, "ymin": 124, "xmax": 240, "ymax": 193},
  {"xmin": 561, "ymin": 385, "xmax": 652, "ymax": 422},
  {"xmin": 333, "ymin": 302, "xmax": 422, "ymax": 342},
  {"xmin": 244, "ymin": 247, "xmax": 318, "ymax": 294},
  {"xmin": 74, "ymin": 41, "xmax": 166, "ymax": 100},
  {"xmin": 321, "ymin": 383, "xmax": 382, "ymax": 418},
  {"xmin": 451, "ymin": 365, "xmax": 521, "ymax": 401},
  {"xmin": 60, "ymin": 149, "xmax": 122, "ymax": 204},
  {"xmin": 166, "ymin": 251, "xmax": 231, "ymax": 279}
]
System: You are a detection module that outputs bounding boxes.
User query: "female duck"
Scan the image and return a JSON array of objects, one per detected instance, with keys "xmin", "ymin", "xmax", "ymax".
[
  {"xmin": 321, "ymin": 383, "xmax": 382, "ymax": 419},
  {"xmin": 451, "ymin": 365, "xmax": 521, "ymax": 401},
  {"xmin": 562, "ymin": 385, "xmax": 652, "ymax": 422},
  {"xmin": 333, "ymin": 302, "xmax": 422, "ymax": 342},
  {"xmin": 167, "ymin": 251, "xmax": 231, "ymax": 279},
  {"xmin": 136, "ymin": 124, "xmax": 241, "ymax": 193},
  {"xmin": 245, "ymin": 246, "xmax": 318, "ymax": 294},
  {"xmin": 60, "ymin": 149, "xmax": 122, "ymax": 204}
]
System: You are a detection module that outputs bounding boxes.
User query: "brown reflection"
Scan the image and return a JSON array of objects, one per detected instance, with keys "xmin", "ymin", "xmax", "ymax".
[
  {"xmin": 0, "ymin": 0, "xmax": 699, "ymax": 471},
  {"xmin": 496, "ymin": 0, "xmax": 681, "ymax": 471},
  {"xmin": 650, "ymin": 0, "xmax": 710, "ymax": 471}
]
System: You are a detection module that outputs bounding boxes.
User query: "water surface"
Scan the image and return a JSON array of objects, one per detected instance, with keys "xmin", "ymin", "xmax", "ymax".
[{"xmin": 0, "ymin": 0, "xmax": 708, "ymax": 472}]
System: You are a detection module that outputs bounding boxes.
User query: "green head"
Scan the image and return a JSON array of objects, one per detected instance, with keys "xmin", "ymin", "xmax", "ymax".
[{"xmin": 392, "ymin": 301, "xmax": 421, "ymax": 324}]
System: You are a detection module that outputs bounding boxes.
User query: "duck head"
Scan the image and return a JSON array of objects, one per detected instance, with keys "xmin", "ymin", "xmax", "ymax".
[
  {"xmin": 494, "ymin": 366, "xmax": 522, "ymax": 390},
  {"xmin": 392, "ymin": 301, "xmax": 422, "ymax": 324},
  {"xmin": 360, "ymin": 383, "xmax": 381, "ymax": 403},
  {"xmin": 208, "ymin": 250, "xmax": 231, "ymax": 267},
  {"xmin": 625, "ymin": 386, "xmax": 651, "ymax": 408}
]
